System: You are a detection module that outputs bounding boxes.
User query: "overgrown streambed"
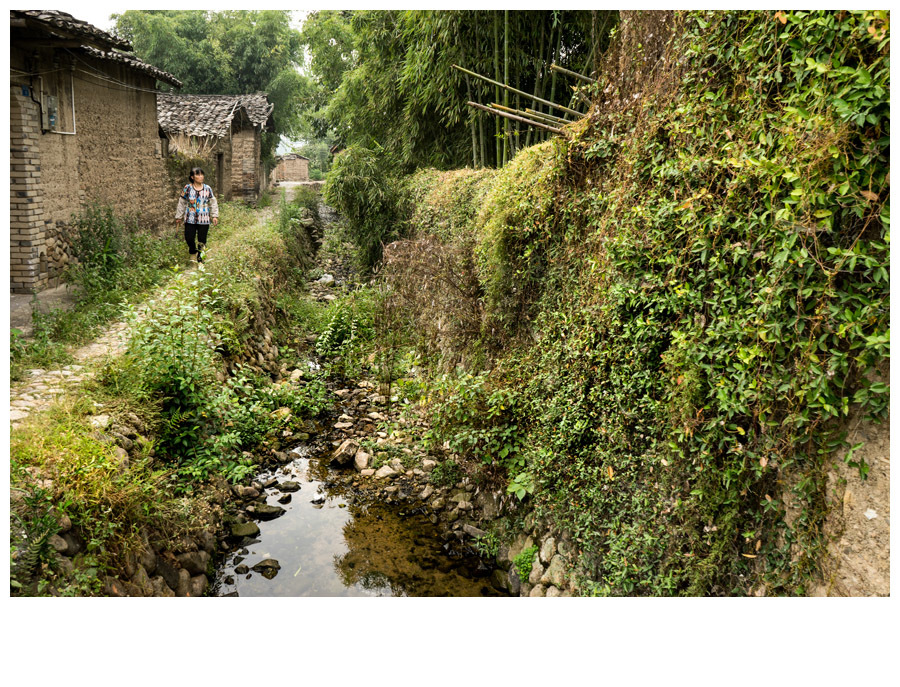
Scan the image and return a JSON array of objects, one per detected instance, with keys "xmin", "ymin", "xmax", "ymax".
[{"xmin": 212, "ymin": 440, "xmax": 507, "ymax": 597}]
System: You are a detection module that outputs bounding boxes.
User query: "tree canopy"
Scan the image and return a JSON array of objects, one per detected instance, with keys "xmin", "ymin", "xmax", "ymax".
[{"xmin": 112, "ymin": 10, "xmax": 307, "ymax": 160}]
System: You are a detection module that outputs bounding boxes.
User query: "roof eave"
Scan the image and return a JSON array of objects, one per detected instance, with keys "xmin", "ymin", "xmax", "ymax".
[{"xmin": 10, "ymin": 10, "xmax": 132, "ymax": 52}]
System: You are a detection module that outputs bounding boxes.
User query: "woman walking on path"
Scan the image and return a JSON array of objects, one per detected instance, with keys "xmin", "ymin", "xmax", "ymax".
[{"xmin": 175, "ymin": 167, "xmax": 219, "ymax": 263}]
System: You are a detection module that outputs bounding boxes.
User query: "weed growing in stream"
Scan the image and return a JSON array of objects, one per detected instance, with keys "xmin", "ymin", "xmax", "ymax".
[{"xmin": 513, "ymin": 545, "xmax": 538, "ymax": 583}]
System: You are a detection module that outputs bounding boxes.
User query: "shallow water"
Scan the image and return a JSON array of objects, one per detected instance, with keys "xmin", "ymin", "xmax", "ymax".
[{"xmin": 212, "ymin": 445, "xmax": 505, "ymax": 597}]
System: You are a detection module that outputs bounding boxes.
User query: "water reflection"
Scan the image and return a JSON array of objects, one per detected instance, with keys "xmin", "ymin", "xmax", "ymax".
[{"xmin": 213, "ymin": 444, "xmax": 505, "ymax": 597}]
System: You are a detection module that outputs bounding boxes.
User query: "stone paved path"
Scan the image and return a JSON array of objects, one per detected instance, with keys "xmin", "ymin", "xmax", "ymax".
[{"xmin": 10, "ymin": 318, "xmax": 132, "ymax": 428}]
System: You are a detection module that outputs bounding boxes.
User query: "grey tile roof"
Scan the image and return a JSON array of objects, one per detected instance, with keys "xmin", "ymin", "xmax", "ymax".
[
  {"xmin": 279, "ymin": 153, "xmax": 310, "ymax": 161},
  {"xmin": 11, "ymin": 10, "xmax": 131, "ymax": 51},
  {"xmin": 81, "ymin": 46, "xmax": 183, "ymax": 88},
  {"xmin": 157, "ymin": 93, "xmax": 274, "ymax": 138}
]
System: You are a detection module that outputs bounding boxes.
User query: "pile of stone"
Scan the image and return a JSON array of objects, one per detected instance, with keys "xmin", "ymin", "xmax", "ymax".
[
  {"xmin": 320, "ymin": 381, "xmax": 578, "ymax": 598},
  {"xmin": 107, "ymin": 529, "xmax": 219, "ymax": 598},
  {"xmin": 45, "ymin": 221, "xmax": 76, "ymax": 280}
]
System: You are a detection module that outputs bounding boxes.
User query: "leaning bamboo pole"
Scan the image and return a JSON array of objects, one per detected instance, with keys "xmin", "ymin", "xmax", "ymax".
[
  {"xmin": 467, "ymin": 101, "xmax": 562, "ymax": 134},
  {"xmin": 491, "ymin": 103, "xmax": 566, "ymax": 128},
  {"xmin": 524, "ymin": 107, "xmax": 569, "ymax": 125},
  {"xmin": 453, "ymin": 64, "xmax": 581, "ymax": 118},
  {"xmin": 550, "ymin": 63, "xmax": 597, "ymax": 84},
  {"xmin": 493, "ymin": 13, "xmax": 501, "ymax": 167}
]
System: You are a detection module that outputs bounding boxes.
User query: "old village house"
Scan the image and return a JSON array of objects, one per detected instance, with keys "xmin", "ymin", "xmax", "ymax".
[
  {"xmin": 273, "ymin": 153, "xmax": 310, "ymax": 182},
  {"xmin": 157, "ymin": 93, "xmax": 275, "ymax": 203},
  {"xmin": 9, "ymin": 10, "xmax": 181, "ymax": 294}
]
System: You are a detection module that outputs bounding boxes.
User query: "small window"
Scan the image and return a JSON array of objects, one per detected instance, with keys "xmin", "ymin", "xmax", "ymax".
[{"xmin": 40, "ymin": 70, "xmax": 76, "ymax": 134}]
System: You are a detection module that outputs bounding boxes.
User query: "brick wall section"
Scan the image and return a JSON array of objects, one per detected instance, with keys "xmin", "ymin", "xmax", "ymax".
[
  {"xmin": 275, "ymin": 156, "xmax": 309, "ymax": 182},
  {"xmin": 216, "ymin": 136, "xmax": 232, "ymax": 201},
  {"xmin": 9, "ymin": 85, "xmax": 45, "ymax": 293},
  {"xmin": 9, "ymin": 48, "xmax": 172, "ymax": 293}
]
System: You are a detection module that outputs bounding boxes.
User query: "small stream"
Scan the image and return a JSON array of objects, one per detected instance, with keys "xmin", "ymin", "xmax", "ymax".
[{"xmin": 212, "ymin": 443, "xmax": 507, "ymax": 597}]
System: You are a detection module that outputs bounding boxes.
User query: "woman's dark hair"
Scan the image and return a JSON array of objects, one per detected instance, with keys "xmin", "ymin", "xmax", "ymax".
[{"xmin": 189, "ymin": 167, "xmax": 205, "ymax": 182}]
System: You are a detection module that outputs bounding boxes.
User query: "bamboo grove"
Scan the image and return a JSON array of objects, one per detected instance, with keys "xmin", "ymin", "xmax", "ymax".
[{"xmin": 300, "ymin": 10, "xmax": 617, "ymax": 170}]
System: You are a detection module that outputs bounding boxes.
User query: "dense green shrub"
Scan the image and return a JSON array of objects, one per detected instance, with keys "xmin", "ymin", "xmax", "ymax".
[
  {"xmin": 323, "ymin": 145, "xmax": 408, "ymax": 268},
  {"xmin": 425, "ymin": 371, "xmax": 525, "ymax": 484},
  {"xmin": 274, "ymin": 191, "xmax": 317, "ymax": 278},
  {"xmin": 292, "ymin": 186, "xmax": 322, "ymax": 223},
  {"xmin": 68, "ymin": 203, "xmax": 182, "ymax": 297},
  {"xmin": 429, "ymin": 459, "xmax": 462, "ymax": 488}
]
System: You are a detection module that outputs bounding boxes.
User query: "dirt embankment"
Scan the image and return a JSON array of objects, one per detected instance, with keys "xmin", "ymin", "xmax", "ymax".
[{"xmin": 812, "ymin": 407, "xmax": 890, "ymax": 597}]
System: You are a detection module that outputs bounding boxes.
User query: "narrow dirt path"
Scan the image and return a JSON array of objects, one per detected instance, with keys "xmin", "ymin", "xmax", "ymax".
[{"xmin": 9, "ymin": 200, "xmax": 281, "ymax": 429}]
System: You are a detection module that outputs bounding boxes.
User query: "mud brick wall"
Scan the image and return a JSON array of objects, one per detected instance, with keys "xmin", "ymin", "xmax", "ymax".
[
  {"xmin": 275, "ymin": 156, "xmax": 309, "ymax": 182},
  {"xmin": 9, "ymin": 48, "xmax": 172, "ymax": 293},
  {"xmin": 231, "ymin": 126, "xmax": 262, "ymax": 203}
]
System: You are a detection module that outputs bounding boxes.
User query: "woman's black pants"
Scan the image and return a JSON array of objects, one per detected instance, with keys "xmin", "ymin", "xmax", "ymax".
[{"xmin": 184, "ymin": 223, "xmax": 209, "ymax": 259}]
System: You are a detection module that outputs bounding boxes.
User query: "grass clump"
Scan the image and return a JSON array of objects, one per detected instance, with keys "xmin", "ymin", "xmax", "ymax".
[
  {"xmin": 429, "ymin": 460, "xmax": 462, "ymax": 488},
  {"xmin": 513, "ymin": 545, "xmax": 538, "ymax": 583},
  {"xmin": 9, "ymin": 396, "xmax": 208, "ymax": 595}
]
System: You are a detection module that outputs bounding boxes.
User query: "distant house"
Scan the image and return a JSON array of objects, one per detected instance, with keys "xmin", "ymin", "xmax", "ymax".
[
  {"xmin": 274, "ymin": 153, "xmax": 310, "ymax": 182},
  {"xmin": 157, "ymin": 93, "xmax": 275, "ymax": 203},
  {"xmin": 9, "ymin": 10, "xmax": 182, "ymax": 294}
]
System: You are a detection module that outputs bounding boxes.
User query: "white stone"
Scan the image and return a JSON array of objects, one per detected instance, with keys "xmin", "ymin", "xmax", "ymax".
[
  {"xmin": 540, "ymin": 537, "xmax": 557, "ymax": 564},
  {"xmin": 90, "ymin": 414, "xmax": 111, "ymax": 429},
  {"xmin": 374, "ymin": 465, "xmax": 396, "ymax": 480},
  {"xmin": 353, "ymin": 450, "xmax": 370, "ymax": 471}
]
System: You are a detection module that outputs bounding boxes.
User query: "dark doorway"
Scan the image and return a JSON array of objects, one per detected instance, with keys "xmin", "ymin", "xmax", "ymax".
[{"xmin": 217, "ymin": 153, "xmax": 224, "ymax": 197}]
